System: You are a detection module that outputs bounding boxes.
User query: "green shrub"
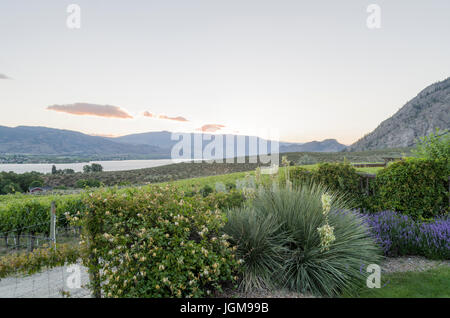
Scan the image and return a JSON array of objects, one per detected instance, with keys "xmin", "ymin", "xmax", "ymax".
[
  {"xmin": 412, "ymin": 128, "xmax": 450, "ymax": 161},
  {"xmin": 199, "ymin": 185, "xmax": 213, "ymax": 197},
  {"xmin": 281, "ymin": 163, "xmax": 373, "ymax": 210},
  {"xmin": 224, "ymin": 185, "xmax": 381, "ymax": 297},
  {"xmin": 75, "ymin": 179, "xmax": 102, "ymax": 188},
  {"xmin": 376, "ymin": 158, "xmax": 449, "ymax": 218},
  {"xmin": 279, "ymin": 166, "xmax": 311, "ymax": 188},
  {"xmin": 312, "ymin": 163, "xmax": 362, "ymax": 202},
  {"xmin": 77, "ymin": 186, "xmax": 241, "ymax": 298},
  {"xmin": 29, "ymin": 180, "xmax": 44, "ymax": 188},
  {"xmin": 204, "ymin": 190, "xmax": 245, "ymax": 211}
]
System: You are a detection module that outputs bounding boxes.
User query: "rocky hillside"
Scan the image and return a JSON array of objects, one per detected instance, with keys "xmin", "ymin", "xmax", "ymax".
[{"xmin": 348, "ymin": 77, "xmax": 450, "ymax": 151}]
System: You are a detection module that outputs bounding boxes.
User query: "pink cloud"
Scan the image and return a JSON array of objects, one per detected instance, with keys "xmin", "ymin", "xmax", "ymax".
[
  {"xmin": 143, "ymin": 111, "xmax": 155, "ymax": 118},
  {"xmin": 143, "ymin": 111, "xmax": 189, "ymax": 122},
  {"xmin": 47, "ymin": 103, "xmax": 133, "ymax": 119},
  {"xmin": 196, "ymin": 124, "xmax": 226, "ymax": 132}
]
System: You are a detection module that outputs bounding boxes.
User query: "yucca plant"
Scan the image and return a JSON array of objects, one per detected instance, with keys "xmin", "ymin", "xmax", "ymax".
[
  {"xmin": 224, "ymin": 206, "xmax": 287, "ymax": 292},
  {"xmin": 224, "ymin": 183, "xmax": 382, "ymax": 297}
]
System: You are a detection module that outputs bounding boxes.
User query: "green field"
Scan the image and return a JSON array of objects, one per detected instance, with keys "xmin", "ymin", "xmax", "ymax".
[{"xmin": 350, "ymin": 266, "xmax": 450, "ymax": 298}]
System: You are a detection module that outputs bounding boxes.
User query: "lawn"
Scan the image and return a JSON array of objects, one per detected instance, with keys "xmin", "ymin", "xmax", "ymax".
[{"xmin": 351, "ymin": 266, "xmax": 450, "ymax": 298}]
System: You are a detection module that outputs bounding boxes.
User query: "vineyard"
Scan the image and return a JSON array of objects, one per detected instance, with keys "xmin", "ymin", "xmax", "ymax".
[
  {"xmin": 0, "ymin": 194, "xmax": 83, "ymax": 255},
  {"xmin": 0, "ymin": 157, "xmax": 447, "ymax": 298}
]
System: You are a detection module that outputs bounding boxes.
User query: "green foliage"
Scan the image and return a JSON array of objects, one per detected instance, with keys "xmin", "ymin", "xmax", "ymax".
[
  {"xmin": 82, "ymin": 163, "xmax": 104, "ymax": 174},
  {"xmin": 0, "ymin": 243, "xmax": 80, "ymax": 279},
  {"xmin": 0, "ymin": 194, "xmax": 84, "ymax": 237},
  {"xmin": 313, "ymin": 163, "xmax": 361, "ymax": 196},
  {"xmin": 296, "ymin": 154, "xmax": 318, "ymax": 165},
  {"xmin": 75, "ymin": 179, "xmax": 103, "ymax": 188},
  {"xmin": 281, "ymin": 163, "xmax": 374, "ymax": 210},
  {"xmin": 76, "ymin": 186, "xmax": 241, "ymax": 298},
  {"xmin": 83, "ymin": 165, "xmax": 92, "ymax": 173},
  {"xmin": 2, "ymin": 182, "xmax": 22, "ymax": 194},
  {"xmin": 199, "ymin": 185, "xmax": 214, "ymax": 197},
  {"xmin": 0, "ymin": 171, "xmax": 44, "ymax": 194},
  {"xmin": 375, "ymin": 158, "xmax": 449, "ymax": 218},
  {"xmin": 203, "ymin": 190, "xmax": 245, "ymax": 211},
  {"xmin": 412, "ymin": 128, "xmax": 450, "ymax": 161},
  {"xmin": 29, "ymin": 180, "xmax": 44, "ymax": 188},
  {"xmin": 224, "ymin": 185, "xmax": 381, "ymax": 297},
  {"xmin": 90, "ymin": 163, "xmax": 103, "ymax": 173}
]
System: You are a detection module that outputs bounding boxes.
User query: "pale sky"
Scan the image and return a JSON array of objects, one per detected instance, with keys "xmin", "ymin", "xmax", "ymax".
[{"xmin": 1, "ymin": 0, "xmax": 449, "ymax": 145}]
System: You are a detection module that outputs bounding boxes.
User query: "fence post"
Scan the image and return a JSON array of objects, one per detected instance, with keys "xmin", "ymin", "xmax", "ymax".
[{"xmin": 50, "ymin": 201, "xmax": 56, "ymax": 250}]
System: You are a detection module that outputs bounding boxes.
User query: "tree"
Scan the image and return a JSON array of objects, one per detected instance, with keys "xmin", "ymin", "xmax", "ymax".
[
  {"xmin": 412, "ymin": 128, "xmax": 450, "ymax": 161},
  {"xmin": 91, "ymin": 163, "xmax": 103, "ymax": 172},
  {"xmin": 2, "ymin": 182, "xmax": 22, "ymax": 194},
  {"xmin": 83, "ymin": 165, "xmax": 92, "ymax": 173},
  {"xmin": 51, "ymin": 165, "xmax": 57, "ymax": 175},
  {"xmin": 29, "ymin": 180, "xmax": 44, "ymax": 188}
]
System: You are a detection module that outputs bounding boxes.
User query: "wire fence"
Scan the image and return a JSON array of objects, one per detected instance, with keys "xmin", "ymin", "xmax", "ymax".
[
  {"xmin": 0, "ymin": 204, "xmax": 91, "ymax": 298},
  {"xmin": 0, "ymin": 262, "xmax": 91, "ymax": 298},
  {"xmin": 0, "ymin": 215, "xmax": 82, "ymax": 256}
]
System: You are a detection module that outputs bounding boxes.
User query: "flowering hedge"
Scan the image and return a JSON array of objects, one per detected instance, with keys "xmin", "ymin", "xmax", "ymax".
[
  {"xmin": 75, "ymin": 186, "xmax": 242, "ymax": 298},
  {"xmin": 0, "ymin": 243, "xmax": 80, "ymax": 279},
  {"xmin": 363, "ymin": 211, "xmax": 449, "ymax": 260}
]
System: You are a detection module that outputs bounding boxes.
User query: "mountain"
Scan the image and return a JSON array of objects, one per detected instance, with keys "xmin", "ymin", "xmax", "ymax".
[
  {"xmin": 348, "ymin": 77, "xmax": 450, "ymax": 151},
  {"xmin": 111, "ymin": 132, "xmax": 346, "ymax": 154},
  {"xmin": 0, "ymin": 126, "xmax": 347, "ymax": 159},
  {"xmin": 280, "ymin": 139, "xmax": 346, "ymax": 152},
  {"xmin": 0, "ymin": 126, "xmax": 166, "ymax": 157}
]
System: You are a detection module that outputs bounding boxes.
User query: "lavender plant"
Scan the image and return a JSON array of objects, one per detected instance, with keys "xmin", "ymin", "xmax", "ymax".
[{"xmin": 362, "ymin": 211, "xmax": 449, "ymax": 260}]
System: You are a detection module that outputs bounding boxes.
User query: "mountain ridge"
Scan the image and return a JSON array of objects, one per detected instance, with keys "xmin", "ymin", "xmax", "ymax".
[
  {"xmin": 347, "ymin": 77, "xmax": 450, "ymax": 151},
  {"xmin": 0, "ymin": 126, "xmax": 347, "ymax": 158}
]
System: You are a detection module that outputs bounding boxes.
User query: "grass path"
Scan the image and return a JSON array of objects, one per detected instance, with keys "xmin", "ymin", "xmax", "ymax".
[{"xmin": 356, "ymin": 266, "xmax": 449, "ymax": 298}]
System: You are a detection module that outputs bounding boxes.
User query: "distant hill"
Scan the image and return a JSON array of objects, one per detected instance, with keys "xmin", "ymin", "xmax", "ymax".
[
  {"xmin": 348, "ymin": 77, "xmax": 450, "ymax": 151},
  {"xmin": 111, "ymin": 132, "xmax": 346, "ymax": 155},
  {"xmin": 279, "ymin": 139, "xmax": 346, "ymax": 152},
  {"xmin": 0, "ymin": 126, "xmax": 347, "ymax": 159},
  {"xmin": 0, "ymin": 126, "xmax": 166, "ymax": 157}
]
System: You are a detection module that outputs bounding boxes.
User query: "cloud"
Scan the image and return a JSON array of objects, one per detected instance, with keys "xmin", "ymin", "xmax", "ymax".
[
  {"xmin": 143, "ymin": 111, "xmax": 155, "ymax": 118},
  {"xmin": 0, "ymin": 73, "xmax": 11, "ymax": 80},
  {"xmin": 143, "ymin": 111, "xmax": 188, "ymax": 122},
  {"xmin": 197, "ymin": 124, "xmax": 226, "ymax": 132},
  {"xmin": 47, "ymin": 103, "xmax": 133, "ymax": 119}
]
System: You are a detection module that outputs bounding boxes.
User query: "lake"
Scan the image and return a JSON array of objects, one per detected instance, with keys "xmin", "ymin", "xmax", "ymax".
[{"xmin": 0, "ymin": 159, "xmax": 183, "ymax": 174}]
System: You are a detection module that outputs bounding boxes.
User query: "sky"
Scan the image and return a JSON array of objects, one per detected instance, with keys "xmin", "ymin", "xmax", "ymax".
[{"xmin": 1, "ymin": 0, "xmax": 449, "ymax": 145}]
